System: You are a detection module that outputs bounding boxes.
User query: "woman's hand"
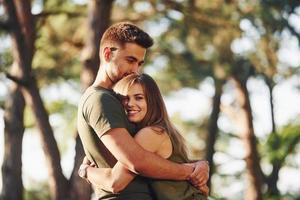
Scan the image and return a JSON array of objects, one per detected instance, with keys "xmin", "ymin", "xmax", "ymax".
[
  {"xmin": 188, "ymin": 160, "xmax": 209, "ymax": 186},
  {"xmin": 77, "ymin": 157, "xmax": 134, "ymax": 192},
  {"xmin": 78, "ymin": 156, "xmax": 95, "ymax": 183},
  {"xmin": 199, "ymin": 184, "xmax": 209, "ymax": 197}
]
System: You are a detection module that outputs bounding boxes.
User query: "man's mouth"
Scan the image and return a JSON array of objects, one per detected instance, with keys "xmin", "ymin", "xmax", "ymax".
[{"xmin": 123, "ymin": 72, "xmax": 132, "ymax": 77}]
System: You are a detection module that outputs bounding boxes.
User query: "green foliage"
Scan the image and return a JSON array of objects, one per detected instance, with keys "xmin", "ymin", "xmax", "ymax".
[
  {"xmin": 46, "ymin": 99, "xmax": 77, "ymax": 129},
  {"xmin": 231, "ymin": 57, "xmax": 256, "ymax": 82},
  {"xmin": 140, "ymin": 1, "xmax": 242, "ymax": 93},
  {"xmin": 170, "ymin": 112, "xmax": 209, "ymax": 158},
  {"xmin": 45, "ymin": 99, "xmax": 77, "ymax": 152},
  {"xmin": 0, "ymin": 99, "xmax": 4, "ymax": 109},
  {"xmin": 24, "ymin": 181, "xmax": 51, "ymax": 200},
  {"xmin": 0, "ymin": 51, "xmax": 13, "ymax": 69},
  {"xmin": 243, "ymin": 0, "xmax": 300, "ymax": 80},
  {"xmin": 0, "ymin": 45, "xmax": 13, "ymax": 72},
  {"xmin": 264, "ymin": 193, "xmax": 300, "ymax": 200},
  {"xmin": 265, "ymin": 122, "xmax": 300, "ymax": 163},
  {"xmin": 32, "ymin": 1, "xmax": 86, "ymax": 86},
  {"xmin": 46, "ymin": 99, "xmax": 75, "ymax": 114},
  {"xmin": 24, "ymin": 91, "xmax": 77, "ymax": 129}
]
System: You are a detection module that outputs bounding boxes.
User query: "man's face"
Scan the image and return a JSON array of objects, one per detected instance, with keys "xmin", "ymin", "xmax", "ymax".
[{"xmin": 107, "ymin": 43, "xmax": 146, "ymax": 83}]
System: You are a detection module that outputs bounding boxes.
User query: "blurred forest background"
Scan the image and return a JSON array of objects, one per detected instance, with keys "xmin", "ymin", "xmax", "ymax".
[{"xmin": 0, "ymin": 0, "xmax": 300, "ymax": 199}]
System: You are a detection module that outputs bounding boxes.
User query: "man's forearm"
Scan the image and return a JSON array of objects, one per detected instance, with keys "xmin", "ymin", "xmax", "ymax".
[
  {"xmin": 132, "ymin": 150, "xmax": 194, "ymax": 180},
  {"xmin": 101, "ymin": 128, "xmax": 194, "ymax": 180},
  {"xmin": 86, "ymin": 167, "xmax": 113, "ymax": 190}
]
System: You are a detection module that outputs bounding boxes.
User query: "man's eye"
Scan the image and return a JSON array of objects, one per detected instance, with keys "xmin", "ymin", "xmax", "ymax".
[{"xmin": 127, "ymin": 59, "xmax": 135, "ymax": 64}]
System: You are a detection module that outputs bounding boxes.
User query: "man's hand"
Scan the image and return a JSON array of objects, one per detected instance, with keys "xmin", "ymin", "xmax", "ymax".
[{"xmin": 188, "ymin": 160, "xmax": 209, "ymax": 189}]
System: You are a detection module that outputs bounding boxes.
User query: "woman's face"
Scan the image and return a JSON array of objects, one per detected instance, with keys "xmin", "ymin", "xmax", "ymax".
[{"xmin": 122, "ymin": 83, "xmax": 147, "ymax": 123}]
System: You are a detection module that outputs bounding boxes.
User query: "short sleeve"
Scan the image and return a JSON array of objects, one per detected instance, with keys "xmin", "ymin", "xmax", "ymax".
[{"xmin": 83, "ymin": 92, "xmax": 127, "ymax": 137}]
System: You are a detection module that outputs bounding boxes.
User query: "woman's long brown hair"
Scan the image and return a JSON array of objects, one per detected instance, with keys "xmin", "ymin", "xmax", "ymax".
[{"xmin": 114, "ymin": 73, "xmax": 189, "ymax": 161}]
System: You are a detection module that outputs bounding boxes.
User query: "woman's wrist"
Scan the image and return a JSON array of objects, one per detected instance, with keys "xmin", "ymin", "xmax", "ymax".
[{"xmin": 78, "ymin": 164, "xmax": 91, "ymax": 184}]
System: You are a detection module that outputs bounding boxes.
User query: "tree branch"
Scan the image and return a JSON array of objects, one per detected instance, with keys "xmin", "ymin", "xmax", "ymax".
[
  {"xmin": 5, "ymin": 72, "xmax": 31, "ymax": 87},
  {"xmin": 34, "ymin": 10, "xmax": 85, "ymax": 19},
  {"xmin": 162, "ymin": 0, "xmax": 184, "ymax": 12},
  {"xmin": 1, "ymin": 63, "xmax": 35, "ymax": 87},
  {"xmin": 287, "ymin": 23, "xmax": 300, "ymax": 43}
]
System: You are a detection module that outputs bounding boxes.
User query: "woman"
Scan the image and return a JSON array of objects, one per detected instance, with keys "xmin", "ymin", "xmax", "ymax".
[{"xmin": 79, "ymin": 73, "xmax": 209, "ymax": 199}]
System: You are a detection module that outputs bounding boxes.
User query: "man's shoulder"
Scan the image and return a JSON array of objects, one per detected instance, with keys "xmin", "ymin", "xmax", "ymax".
[{"xmin": 80, "ymin": 87, "xmax": 119, "ymax": 105}]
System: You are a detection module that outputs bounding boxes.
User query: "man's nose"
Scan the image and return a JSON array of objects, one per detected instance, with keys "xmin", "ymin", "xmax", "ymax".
[{"xmin": 131, "ymin": 63, "xmax": 139, "ymax": 73}]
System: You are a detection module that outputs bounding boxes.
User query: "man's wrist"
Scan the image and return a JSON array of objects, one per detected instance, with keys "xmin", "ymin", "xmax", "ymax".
[{"xmin": 183, "ymin": 163, "xmax": 195, "ymax": 180}]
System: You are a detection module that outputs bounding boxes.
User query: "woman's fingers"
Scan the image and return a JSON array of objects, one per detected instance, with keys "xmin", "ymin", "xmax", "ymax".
[
  {"xmin": 199, "ymin": 184, "xmax": 209, "ymax": 197},
  {"xmin": 82, "ymin": 156, "xmax": 91, "ymax": 165}
]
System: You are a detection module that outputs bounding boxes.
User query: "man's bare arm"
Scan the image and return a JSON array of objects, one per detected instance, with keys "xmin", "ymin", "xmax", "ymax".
[{"xmin": 100, "ymin": 128, "xmax": 194, "ymax": 180}]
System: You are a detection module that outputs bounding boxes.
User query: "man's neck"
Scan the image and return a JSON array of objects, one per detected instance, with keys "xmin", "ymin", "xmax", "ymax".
[{"xmin": 92, "ymin": 67, "xmax": 114, "ymax": 89}]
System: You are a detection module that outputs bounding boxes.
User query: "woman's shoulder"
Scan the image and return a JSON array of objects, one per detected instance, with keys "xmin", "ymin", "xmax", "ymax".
[
  {"xmin": 137, "ymin": 126, "xmax": 168, "ymax": 137},
  {"xmin": 134, "ymin": 126, "xmax": 170, "ymax": 153},
  {"xmin": 139, "ymin": 126, "xmax": 166, "ymax": 134}
]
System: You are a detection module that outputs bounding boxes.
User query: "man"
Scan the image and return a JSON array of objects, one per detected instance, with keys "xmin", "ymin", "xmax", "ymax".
[{"xmin": 77, "ymin": 22, "xmax": 209, "ymax": 199}]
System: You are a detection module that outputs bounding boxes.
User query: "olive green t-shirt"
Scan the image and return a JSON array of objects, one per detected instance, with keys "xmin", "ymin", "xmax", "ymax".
[
  {"xmin": 77, "ymin": 86, "xmax": 152, "ymax": 200},
  {"xmin": 149, "ymin": 151, "xmax": 207, "ymax": 200}
]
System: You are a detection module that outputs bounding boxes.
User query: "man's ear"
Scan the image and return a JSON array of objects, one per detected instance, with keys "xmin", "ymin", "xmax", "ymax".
[{"xmin": 103, "ymin": 47, "xmax": 112, "ymax": 62}]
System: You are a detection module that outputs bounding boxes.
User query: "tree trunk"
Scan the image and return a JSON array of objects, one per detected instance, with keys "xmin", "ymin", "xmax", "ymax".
[
  {"xmin": 205, "ymin": 79, "xmax": 223, "ymax": 189},
  {"xmin": 3, "ymin": 0, "xmax": 115, "ymax": 199},
  {"xmin": 80, "ymin": 0, "xmax": 114, "ymax": 89},
  {"xmin": 69, "ymin": 135, "xmax": 92, "ymax": 200},
  {"xmin": 22, "ymin": 81, "xmax": 70, "ymax": 199},
  {"xmin": 69, "ymin": 0, "xmax": 114, "ymax": 199},
  {"xmin": 1, "ymin": 84, "xmax": 25, "ymax": 200},
  {"xmin": 3, "ymin": 0, "xmax": 69, "ymax": 199},
  {"xmin": 266, "ymin": 79, "xmax": 276, "ymax": 134},
  {"xmin": 232, "ymin": 77, "xmax": 263, "ymax": 200},
  {"xmin": 265, "ymin": 78, "xmax": 280, "ymax": 196}
]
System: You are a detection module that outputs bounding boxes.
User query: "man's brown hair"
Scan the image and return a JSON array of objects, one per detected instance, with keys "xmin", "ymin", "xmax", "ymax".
[{"xmin": 100, "ymin": 22, "xmax": 153, "ymax": 53}]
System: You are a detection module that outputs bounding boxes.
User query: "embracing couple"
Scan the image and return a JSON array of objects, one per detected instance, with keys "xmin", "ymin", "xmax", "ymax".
[{"xmin": 77, "ymin": 22, "xmax": 210, "ymax": 200}]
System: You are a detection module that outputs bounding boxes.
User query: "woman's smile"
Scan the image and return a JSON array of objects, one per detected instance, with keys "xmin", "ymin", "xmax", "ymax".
[{"xmin": 123, "ymin": 83, "xmax": 147, "ymax": 123}]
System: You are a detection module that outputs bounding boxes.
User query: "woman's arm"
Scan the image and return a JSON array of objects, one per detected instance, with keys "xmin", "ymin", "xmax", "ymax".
[
  {"xmin": 80, "ymin": 127, "xmax": 169, "ymax": 193},
  {"xmin": 84, "ymin": 162, "xmax": 136, "ymax": 193}
]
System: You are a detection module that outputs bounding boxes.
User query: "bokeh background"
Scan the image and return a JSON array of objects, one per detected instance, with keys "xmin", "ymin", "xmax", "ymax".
[{"xmin": 0, "ymin": 0, "xmax": 300, "ymax": 199}]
